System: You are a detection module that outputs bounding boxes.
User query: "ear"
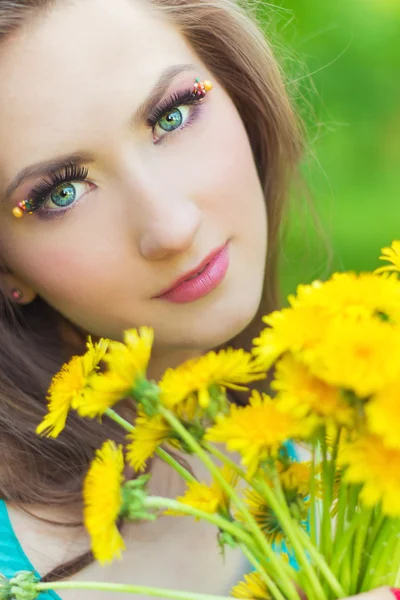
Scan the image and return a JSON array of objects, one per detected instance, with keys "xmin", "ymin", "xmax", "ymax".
[{"xmin": 0, "ymin": 272, "xmax": 37, "ymax": 305}]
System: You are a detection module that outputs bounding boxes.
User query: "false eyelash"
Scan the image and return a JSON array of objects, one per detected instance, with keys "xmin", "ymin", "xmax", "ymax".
[
  {"xmin": 146, "ymin": 88, "xmax": 203, "ymax": 128},
  {"xmin": 29, "ymin": 163, "xmax": 89, "ymax": 211}
]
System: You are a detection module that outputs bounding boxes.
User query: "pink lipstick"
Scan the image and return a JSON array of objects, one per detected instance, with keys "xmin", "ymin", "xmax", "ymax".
[{"xmin": 155, "ymin": 243, "xmax": 229, "ymax": 304}]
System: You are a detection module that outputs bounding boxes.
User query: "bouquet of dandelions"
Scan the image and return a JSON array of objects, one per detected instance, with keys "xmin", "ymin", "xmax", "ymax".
[{"xmin": 3, "ymin": 241, "xmax": 400, "ymax": 600}]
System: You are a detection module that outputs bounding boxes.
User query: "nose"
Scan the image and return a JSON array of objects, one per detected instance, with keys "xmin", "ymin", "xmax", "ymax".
[
  {"xmin": 122, "ymin": 165, "xmax": 202, "ymax": 261},
  {"xmin": 139, "ymin": 197, "xmax": 202, "ymax": 260}
]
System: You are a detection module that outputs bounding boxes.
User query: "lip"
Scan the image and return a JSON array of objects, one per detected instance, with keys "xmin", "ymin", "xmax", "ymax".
[{"xmin": 154, "ymin": 242, "xmax": 230, "ymax": 303}]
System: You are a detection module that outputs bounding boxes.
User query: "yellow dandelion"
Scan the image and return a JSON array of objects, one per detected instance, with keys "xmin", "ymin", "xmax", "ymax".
[
  {"xmin": 252, "ymin": 304, "xmax": 328, "ymax": 370},
  {"xmin": 102, "ymin": 327, "xmax": 154, "ymax": 389},
  {"xmin": 72, "ymin": 327, "xmax": 154, "ymax": 418},
  {"xmin": 232, "ymin": 571, "xmax": 272, "ymax": 599},
  {"xmin": 169, "ymin": 481, "xmax": 220, "ymax": 518},
  {"xmin": 36, "ymin": 338, "xmax": 109, "ymax": 438},
  {"xmin": 308, "ymin": 315, "xmax": 400, "ymax": 398},
  {"xmin": 272, "ymin": 353, "xmax": 355, "ymax": 426},
  {"xmin": 366, "ymin": 378, "xmax": 400, "ymax": 449},
  {"xmin": 83, "ymin": 441, "xmax": 125, "ymax": 564},
  {"xmin": 375, "ymin": 240, "xmax": 400, "ymax": 274},
  {"xmin": 292, "ymin": 272, "xmax": 400, "ymax": 324},
  {"xmin": 72, "ymin": 371, "xmax": 131, "ymax": 418},
  {"xmin": 240, "ymin": 488, "xmax": 285, "ymax": 544},
  {"xmin": 127, "ymin": 410, "xmax": 172, "ymax": 472},
  {"xmin": 338, "ymin": 434, "xmax": 400, "ymax": 517},
  {"xmin": 279, "ymin": 462, "xmax": 313, "ymax": 498},
  {"xmin": 159, "ymin": 348, "xmax": 265, "ymax": 411},
  {"xmin": 205, "ymin": 390, "xmax": 316, "ymax": 476},
  {"xmin": 168, "ymin": 465, "xmax": 238, "ymax": 518}
]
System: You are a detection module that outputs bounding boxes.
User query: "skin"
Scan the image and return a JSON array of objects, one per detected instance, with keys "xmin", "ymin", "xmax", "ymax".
[
  {"xmin": 0, "ymin": 1, "xmax": 393, "ymax": 598},
  {"xmin": 0, "ymin": 0, "xmax": 267, "ymax": 378}
]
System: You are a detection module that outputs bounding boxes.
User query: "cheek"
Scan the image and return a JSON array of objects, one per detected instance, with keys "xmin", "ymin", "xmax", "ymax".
[
  {"xmin": 3, "ymin": 232, "xmax": 122, "ymax": 308},
  {"xmin": 192, "ymin": 96, "xmax": 267, "ymax": 236}
]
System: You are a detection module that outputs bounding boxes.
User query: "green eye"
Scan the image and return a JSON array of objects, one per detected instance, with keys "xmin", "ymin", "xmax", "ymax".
[
  {"xmin": 50, "ymin": 183, "xmax": 77, "ymax": 207},
  {"xmin": 156, "ymin": 105, "xmax": 191, "ymax": 138},
  {"xmin": 159, "ymin": 108, "xmax": 184, "ymax": 132}
]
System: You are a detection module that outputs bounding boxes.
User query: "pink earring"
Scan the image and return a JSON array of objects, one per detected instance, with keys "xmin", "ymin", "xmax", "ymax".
[{"xmin": 11, "ymin": 289, "xmax": 23, "ymax": 302}]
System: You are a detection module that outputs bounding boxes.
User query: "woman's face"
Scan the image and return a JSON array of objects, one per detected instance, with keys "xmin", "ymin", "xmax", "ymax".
[{"xmin": 0, "ymin": 0, "xmax": 267, "ymax": 360}]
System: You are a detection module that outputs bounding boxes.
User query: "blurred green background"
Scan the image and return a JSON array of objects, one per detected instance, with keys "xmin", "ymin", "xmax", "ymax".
[{"xmin": 260, "ymin": 0, "xmax": 400, "ymax": 298}]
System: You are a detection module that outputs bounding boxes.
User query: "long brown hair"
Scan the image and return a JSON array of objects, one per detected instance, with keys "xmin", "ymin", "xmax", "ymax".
[{"xmin": 0, "ymin": 0, "xmax": 302, "ymax": 580}]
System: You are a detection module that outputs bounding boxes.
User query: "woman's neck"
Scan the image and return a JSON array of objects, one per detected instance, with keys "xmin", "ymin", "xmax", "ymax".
[{"xmin": 147, "ymin": 347, "xmax": 204, "ymax": 381}]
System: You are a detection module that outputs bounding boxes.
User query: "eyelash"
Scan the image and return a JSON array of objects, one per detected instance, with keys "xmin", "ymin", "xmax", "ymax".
[
  {"xmin": 23, "ymin": 87, "xmax": 205, "ymax": 221},
  {"xmin": 28, "ymin": 164, "xmax": 89, "ymax": 220}
]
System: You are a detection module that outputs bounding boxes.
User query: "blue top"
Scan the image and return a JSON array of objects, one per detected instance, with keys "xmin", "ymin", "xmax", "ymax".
[{"xmin": 0, "ymin": 499, "xmax": 61, "ymax": 599}]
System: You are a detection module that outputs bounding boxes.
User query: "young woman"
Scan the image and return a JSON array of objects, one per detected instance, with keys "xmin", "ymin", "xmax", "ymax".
[{"xmin": 0, "ymin": 0, "xmax": 395, "ymax": 598}]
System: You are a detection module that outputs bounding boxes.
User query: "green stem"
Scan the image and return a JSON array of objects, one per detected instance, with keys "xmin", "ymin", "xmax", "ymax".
[
  {"xmin": 38, "ymin": 581, "xmax": 232, "ymax": 600},
  {"xmin": 309, "ymin": 445, "xmax": 318, "ymax": 547},
  {"xmin": 239, "ymin": 544, "xmax": 287, "ymax": 600},
  {"xmin": 158, "ymin": 407, "xmax": 300, "ymax": 600},
  {"xmin": 320, "ymin": 436, "xmax": 333, "ymax": 562},
  {"xmin": 208, "ymin": 442, "xmax": 344, "ymax": 598},
  {"xmin": 144, "ymin": 496, "xmax": 256, "ymax": 550},
  {"xmin": 365, "ymin": 510, "xmax": 385, "ymax": 549},
  {"xmin": 259, "ymin": 475, "xmax": 338, "ymax": 600},
  {"xmin": 338, "ymin": 553, "xmax": 352, "ymax": 597},
  {"xmin": 333, "ymin": 480, "xmax": 348, "ymax": 557},
  {"xmin": 360, "ymin": 517, "xmax": 391, "ymax": 592},
  {"xmin": 203, "ymin": 442, "xmax": 246, "ymax": 478},
  {"xmin": 348, "ymin": 507, "xmax": 373, "ymax": 595},
  {"xmin": 330, "ymin": 508, "xmax": 366, "ymax": 578},
  {"xmin": 105, "ymin": 408, "xmax": 195, "ymax": 483},
  {"xmin": 362, "ymin": 518, "xmax": 400, "ymax": 591},
  {"xmin": 295, "ymin": 528, "xmax": 346, "ymax": 599},
  {"xmin": 394, "ymin": 538, "xmax": 400, "ymax": 587}
]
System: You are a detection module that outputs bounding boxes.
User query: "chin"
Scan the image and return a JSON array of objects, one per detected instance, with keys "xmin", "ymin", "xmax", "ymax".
[{"xmin": 171, "ymin": 290, "xmax": 262, "ymax": 353}]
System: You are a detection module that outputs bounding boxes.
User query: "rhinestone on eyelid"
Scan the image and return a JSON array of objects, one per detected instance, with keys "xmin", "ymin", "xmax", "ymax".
[
  {"xmin": 192, "ymin": 79, "xmax": 213, "ymax": 99},
  {"xmin": 12, "ymin": 198, "xmax": 35, "ymax": 219}
]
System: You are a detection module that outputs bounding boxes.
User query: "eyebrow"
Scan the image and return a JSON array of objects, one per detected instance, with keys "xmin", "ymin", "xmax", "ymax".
[{"xmin": 2, "ymin": 63, "xmax": 198, "ymax": 203}]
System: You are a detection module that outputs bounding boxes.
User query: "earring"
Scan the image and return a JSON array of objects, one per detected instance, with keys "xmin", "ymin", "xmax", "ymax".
[{"xmin": 11, "ymin": 288, "xmax": 23, "ymax": 302}]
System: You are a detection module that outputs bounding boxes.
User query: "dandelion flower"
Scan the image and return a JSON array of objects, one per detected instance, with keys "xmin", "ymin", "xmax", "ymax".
[
  {"xmin": 102, "ymin": 327, "xmax": 154, "ymax": 389},
  {"xmin": 127, "ymin": 411, "xmax": 172, "ymax": 472},
  {"xmin": 205, "ymin": 390, "xmax": 316, "ymax": 475},
  {"xmin": 83, "ymin": 441, "xmax": 125, "ymax": 564},
  {"xmin": 171, "ymin": 481, "xmax": 220, "ymax": 517},
  {"xmin": 366, "ymin": 379, "xmax": 400, "ymax": 449},
  {"xmin": 159, "ymin": 348, "xmax": 264, "ymax": 410},
  {"xmin": 231, "ymin": 572, "xmax": 272, "ymax": 599},
  {"xmin": 168, "ymin": 466, "xmax": 238, "ymax": 518},
  {"xmin": 36, "ymin": 338, "xmax": 109, "ymax": 438},
  {"xmin": 308, "ymin": 315, "xmax": 400, "ymax": 397},
  {"xmin": 273, "ymin": 353, "xmax": 355, "ymax": 426},
  {"xmin": 339, "ymin": 434, "xmax": 400, "ymax": 517},
  {"xmin": 252, "ymin": 304, "xmax": 328, "ymax": 370},
  {"xmin": 279, "ymin": 462, "xmax": 313, "ymax": 498},
  {"xmin": 72, "ymin": 372, "xmax": 131, "ymax": 418},
  {"xmin": 293, "ymin": 272, "xmax": 400, "ymax": 324},
  {"xmin": 375, "ymin": 241, "xmax": 400, "ymax": 275},
  {"xmin": 240, "ymin": 489, "xmax": 285, "ymax": 544},
  {"xmin": 72, "ymin": 327, "xmax": 154, "ymax": 418}
]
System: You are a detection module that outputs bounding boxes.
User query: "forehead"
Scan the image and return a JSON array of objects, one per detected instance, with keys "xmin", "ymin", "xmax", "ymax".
[{"xmin": 0, "ymin": 0, "xmax": 197, "ymax": 174}]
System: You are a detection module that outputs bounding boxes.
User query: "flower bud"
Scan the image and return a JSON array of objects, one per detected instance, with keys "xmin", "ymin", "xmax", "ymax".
[
  {"xmin": 0, "ymin": 573, "xmax": 12, "ymax": 600},
  {"xmin": 9, "ymin": 572, "xmax": 38, "ymax": 600}
]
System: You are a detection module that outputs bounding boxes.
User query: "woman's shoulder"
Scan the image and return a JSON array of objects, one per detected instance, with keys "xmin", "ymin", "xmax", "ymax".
[
  {"xmin": 0, "ymin": 499, "xmax": 62, "ymax": 599},
  {"xmin": 2, "ymin": 500, "xmax": 88, "ymax": 578}
]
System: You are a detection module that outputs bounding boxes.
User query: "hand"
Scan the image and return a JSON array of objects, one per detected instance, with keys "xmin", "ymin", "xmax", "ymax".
[{"xmin": 343, "ymin": 589, "xmax": 398, "ymax": 599}]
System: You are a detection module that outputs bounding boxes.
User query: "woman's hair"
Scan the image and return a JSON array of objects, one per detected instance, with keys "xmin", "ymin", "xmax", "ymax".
[{"xmin": 0, "ymin": 0, "xmax": 302, "ymax": 580}]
